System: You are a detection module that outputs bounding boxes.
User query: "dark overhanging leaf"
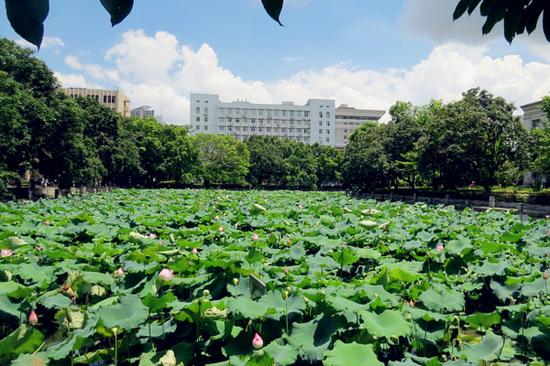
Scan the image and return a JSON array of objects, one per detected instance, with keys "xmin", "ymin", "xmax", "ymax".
[
  {"xmin": 5, "ymin": 0, "xmax": 49, "ymax": 49},
  {"xmin": 262, "ymin": 0, "xmax": 284, "ymax": 26},
  {"xmin": 100, "ymin": 0, "xmax": 134, "ymax": 27}
]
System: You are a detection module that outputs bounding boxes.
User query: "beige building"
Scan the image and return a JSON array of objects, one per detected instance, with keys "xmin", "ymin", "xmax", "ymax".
[
  {"xmin": 334, "ymin": 104, "xmax": 386, "ymax": 149},
  {"xmin": 521, "ymin": 100, "xmax": 547, "ymax": 131},
  {"xmin": 63, "ymin": 88, "xmax": 131, "ymax": 117}
]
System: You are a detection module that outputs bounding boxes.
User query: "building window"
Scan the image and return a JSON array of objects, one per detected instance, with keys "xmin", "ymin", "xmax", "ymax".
[
  {"xmin": 103, "ymin": 96, "xmax": 107, "ymax": 103},
  {"xmin": 259, "ymin": 127, "xmax": 263, "ymax": 132},
  {"xmin": 304, "ymin": 111, "xmax": 309, "ymax": 118},
  {"xmin": 196, "ymin": 117, "xmax": 201, "ymax": 122},
  {"xmin": 326, "ymin": 112, "xmax": 331, "ymax": 118},
  {"xmin": 326, "ymin": 137, "xmax": 329, "ymax": 142},
  {"xmin": 319, "ymin": 112, "xmax": 323, "ymax": 118},
  {"xmin": 533, "ymin": 119, "xmax": 541, "ymax": 129},
  {"xmin": 112, "ymin": 96, "xmax": 116, "ymax": 104},
  {"xmin": 319, "ymin": 129, "xmax": 323, "ymax": 134},
  {"xmin": 204, "ymin": 107, "xmax": 208, "ymax": 114},
  {"xmin": 195, "ymin": 125, "xmax": 200, "ymax": 130},
  {"xmin": 251, "ymin": 127, "xmax": 256, "ymax": 132},
  {"xmin": 204, "ymin": 125, "xmax": 208, "ymax": 131},
  {"xmin": 236, "ymin": 119, "xmax": 240, "ymax": 123},
  {"xmin": 319, "ymin": 121, "xmax": 323, "ymax": 126},
  {"xmin": 327, "ymin": 121, "xmax": 330, "ymax": 126},
  {"xmin": 282, "ymin": 111, "xmax": 287, "ymax": 117},
  {"xmin": 326, "ymin": 129, "xmax": 330, "ymax": 134},
  {"xmin": 205, "ymin": 116, "xmax": 209, "ymax": 122},
  {"xmin": 196, "ymin": 107, "xmax": 200, "ymax": 113}
]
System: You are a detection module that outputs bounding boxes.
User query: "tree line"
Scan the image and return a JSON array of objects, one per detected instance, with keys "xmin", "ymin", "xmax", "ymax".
[
  {"xmin": 344, "ymin": 90, "xmax": 549, "ymax": 193},
  {"xmin": 1, "ymin": 39, "xmax": 549, "ymax": 196}
]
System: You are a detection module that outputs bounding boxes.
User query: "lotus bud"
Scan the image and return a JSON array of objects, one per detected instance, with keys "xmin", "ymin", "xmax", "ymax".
[
  {"xmin": 44, "ymin": 220, "xmax": 50, "ymax": 225},
  {"xmin": 284, "ymin": 266, "xmax": 289, "ymax": 275},
  {"xmin": 218, "ymin": 226, "xmax": 225, "ymax": 233},
  {"xmin": 28, "ymin": 310, "xmax": 38, "ymax": 326},
  {"xmin": 202, "ymin": 289, "xmax": 210, "ymax": 297},
  {"xmin": 0, "ymin": 249, "xmax": 13, "ymax": 258},
  {"xmin": 232, "ymin": 278, "xmax": 239, "ymax": 286},
  {"xmin": 407, "ymin": 299, "xmax": 415, "ymax": 307},
  {"xmin": 252, "ymin": 233, "xmax": 259, "ymax": 241},
  {"xmin": 544, "ymin": 271, "xmax": 549, "ymax": 281},
  {"xmin": 114, "ymin": 268, "xmax": 125, "ymax": 277},
  {"xmin": 283, "ymin": 290, "xmax": 289, "ymax": 299},
  {"xmin": 436, "ymin": 244, "xmax": 445, "ymax": 252},
  {"xmin": 159, "ymin": 268, "xmax": 174, "ymax": 281},
  {"xmin": 192, "ymin": 248, "xmax": 199, "ymax": 255},
  {"xmin": 252, "ymin": 333, "xmax": 264, "ymax": 350}
]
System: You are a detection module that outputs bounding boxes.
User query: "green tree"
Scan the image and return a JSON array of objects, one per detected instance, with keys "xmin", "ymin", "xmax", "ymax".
[
  {"xmin": 343, "ymin": 122, "xmax": 390, "ymax": 192},
  {"xmin": 530, "ymin": 96, "xmax": 550, "ymax": 187},
  {"xmin": 193, "ymin": 134, "xmax": 250, "ymax": 187},
  {"xmin": 311, "ymin": 143, "xmax": 342, "ymax": 188},
  {"xmin": 417, "ymin": 89, "xmax": 529, "ymax": 191}
]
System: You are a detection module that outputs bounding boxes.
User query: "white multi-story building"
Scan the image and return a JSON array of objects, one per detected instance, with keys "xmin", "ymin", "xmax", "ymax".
[
  {"xmin": 190, "ymin": 94, "xmax": 336, "ymax": 145},
  {"xmin": 335, "ymin": 104, "xmax": 386, "ymax": 148}
]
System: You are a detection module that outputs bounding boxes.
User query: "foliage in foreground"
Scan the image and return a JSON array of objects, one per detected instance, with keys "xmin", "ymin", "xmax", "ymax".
[{"xmin": 0, "ymin": 189, "xmax": 548, "ymax": 365}]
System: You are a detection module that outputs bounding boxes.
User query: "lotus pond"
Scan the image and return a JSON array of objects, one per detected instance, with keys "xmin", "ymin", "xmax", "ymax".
[{"xmin": 0, "ymin": 189, "xmax": 549, "ymax": 366}]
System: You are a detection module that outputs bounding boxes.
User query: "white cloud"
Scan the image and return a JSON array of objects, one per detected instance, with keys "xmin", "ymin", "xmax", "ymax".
[
  {"xmin": 16, "ymin": 36, "xmax": 65, "ymax": 49},
  {"xmin": 57, "ymin": 29, "xmax": 550, "ymax": 124}
]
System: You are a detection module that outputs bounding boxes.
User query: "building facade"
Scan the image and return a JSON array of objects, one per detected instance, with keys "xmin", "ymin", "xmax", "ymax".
[
  {"xmin": 190, "ymin": 94, "xmax": 384, "ymax": 147},
  {"xmin": 521, "ymin": 100, "xmax": 548, "ymax": 186},
  {"xmin": 521, "ymin": 101, "xmax": 547, "ymax": 131},
  {"xmin": 63, "ymin": 88, "xmax": 131, "ymax": 117},
  {"xmin": 131, "ymin": 105, "xmax": 155, "ymax": 119},
  {"xmin": 334, "ymin": 104, "xmax": 386, "ymax": 148}
]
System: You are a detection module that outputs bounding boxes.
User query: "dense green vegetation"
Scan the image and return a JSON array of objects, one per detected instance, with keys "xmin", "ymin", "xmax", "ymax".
[
  {"xmin": 1, "ymin": 38, "xmax": 549, "ymax": 197},
  {"xmin": 0, "ymin": 189, "xmax": 548, "ymax": 365}
]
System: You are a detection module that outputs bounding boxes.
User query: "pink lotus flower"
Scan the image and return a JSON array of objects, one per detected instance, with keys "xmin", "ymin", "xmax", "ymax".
[
  {"xmin": 407, "ymin": 300, "xmax": 415, "ymax": 307},
  {"xmin": 544, "ymin": 271, "xmax": 549, "ymax": 281},
  {"xmin": 44, "ymin": 220, "xmax": 50, "ymax": 225},
  {"xmin": 435, "ymin": 244, "xmax": 445, "ymax": 252},
  {"xmin": 114, "ymin": 268, "xmax": 125, "ymax": 277},
  {"xmin": 192, "ymin": 248, "xmax": 199, "ymax": 255},
  {"xmin": 0, "ymin": 249, "xmax": 13, "ymax": 258},
  {"xmin": 252, "ymin": 333, "xmax": 264, "ymax": 350},
  {"xmin": 252, "ymin": 233, "xmax": 259, "ymax": 241},
  {"xmin": 159, "ymin": 268, "xmax": 174, "ymax": 281},
  {"xmin": 28, "ymin": 310, "xmax": 38, "ymax": 326},
  {"xmin": 149, "ymin": 233, "xmax": 157, "ymax": 239}
]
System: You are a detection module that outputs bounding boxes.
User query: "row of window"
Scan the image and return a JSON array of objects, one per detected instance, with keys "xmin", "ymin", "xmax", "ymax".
[
  {"xmin": 219, "ymin": 118, "xmax": 313, "ymax": 125},
  {"xmin": 220, "ymin": 126, "xmax": 312, "ymax": 134},
  {"xmin": 68, "ymin": 94, "xmax": 117, "ymax": 104},
  {"xmin": 319, "ymin": 129, "xmax": 331, "ymax": 135}
]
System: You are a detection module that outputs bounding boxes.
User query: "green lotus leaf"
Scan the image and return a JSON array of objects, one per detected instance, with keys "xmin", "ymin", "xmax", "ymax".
[
  {"xmin": 95, "ymin": 295, "xmax": 148, "ymax": 331},
  {"xmin": 287, "ymin": 316, "xmax": 345, "ymax": 361},
  {"xmin": 324, "ymin": 341, "xmax": 383, "ymax": 366},
  {"xmin": 465, "ymin": 312, "xmax": 501, "ymax": 330},
  {"xmin": 359, "ymin": 310, "xmax": 412, "ymax": 338},
  {"xmin": 419, "ymin": 287, "xmax": 465, "ymax": 313},
  {"xmin": 264, "ymin": 340, "xmax": 299, "ymax": 366},
  {"xmin": 0, "ymin": 325, "xmax": 44, "ymax": 361},
  {"xmin": 459, "ymin": 330, "xmax": 503, "ymax": 364}
]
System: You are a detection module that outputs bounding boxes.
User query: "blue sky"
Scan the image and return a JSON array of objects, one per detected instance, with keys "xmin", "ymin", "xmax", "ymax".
[{"xmin": 2, "ymin": 0, "xmax": 550, "ymax": 123}]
